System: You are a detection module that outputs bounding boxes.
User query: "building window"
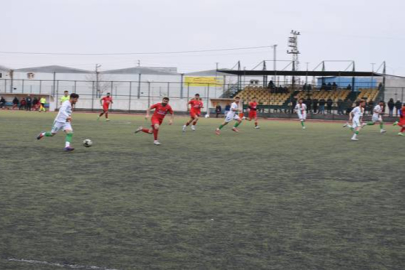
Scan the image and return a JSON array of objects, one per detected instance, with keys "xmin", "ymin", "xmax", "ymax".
[
  {"xmin": 0, "ymin": 73, "xmax": 2, "ymax": 78},
  {"xmin": 27, "ymin": 72, "xmax": 35, "ymax": 79}
]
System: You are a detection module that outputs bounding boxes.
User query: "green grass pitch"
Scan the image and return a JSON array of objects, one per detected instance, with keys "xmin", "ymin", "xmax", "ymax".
[{"xmin": 0, "ymin": 110, "xmax": 404, "ymax": 270}]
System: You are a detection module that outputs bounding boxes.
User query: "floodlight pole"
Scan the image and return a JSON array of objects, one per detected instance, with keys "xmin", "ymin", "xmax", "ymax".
[
  {"xmin": 287, "ymin": 30, "xmax": 300, "ymax": 90},
  {"xmin": 272, "ymin": 44, "xmax": 277, "ymax": 83}
]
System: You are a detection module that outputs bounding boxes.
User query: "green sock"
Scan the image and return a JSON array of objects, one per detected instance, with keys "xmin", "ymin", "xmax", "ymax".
[
  {"xmin": 380, "ymin": 122, "xmax": 384, "ymax": 129},
  {"xmin": 301, "ymin": 121, "xmax": 305, "ymax": 127},
  {"xmin": 234, "ymin": 122, "xmax": 241, "ymax": 128},
  {"xmin": 350, "ymin": 127, "xmax": 354, "ymax": 132},
  {"xmin": 218, "ymin": 124, "xmax": 225, "ymax": 130},
  {"xmin": 367, "ymin": 122, "xmax": 375, "ymax": 125},
  {"xmin": 355, "ymin": 131, "xmax": 359, "ymax": 135},
  {"xmin": 45, "ymin": 132, "xmax": 53, "ymax": 137},
  {"xmin": 66, "ymin": 133, "xmax": 73, "ymax": 143}
]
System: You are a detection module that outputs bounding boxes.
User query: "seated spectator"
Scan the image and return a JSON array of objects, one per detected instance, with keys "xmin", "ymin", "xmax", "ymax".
[
  {"xmin": 0, "ymin": 96, "xmax": 6, "ymax": 109},
  {"xmin": 332, "ymin": 82, "xmax": 338, "ymax": 90},
  {"xmin": 215, "ymin": 104, "xmax": 222, "ymax": 118},
  {"xmin": 224, "ymin": 103, "xmax": 231, "ymax": 115},
  {"xmin": 321, "ymin": 83, "xmax": 326, "ymax": 90},
  {"xmin": 347, "ymin": 84, "xmax": 352, "ymax": 90},
  {"xmin": 327, "ymin": 83, "xmax": 332, "ymax": 91},
  {"xmin": 19, "ymin": 98, "xmax": 27, "ymax": 110},
  {"xmin": 12, "ymin": 96, "xmax": 19, "ymax": 110}
]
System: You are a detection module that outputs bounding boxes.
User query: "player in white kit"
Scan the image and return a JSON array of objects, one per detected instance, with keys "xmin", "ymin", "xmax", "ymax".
[
  {"xmin": 346, "ymin": 100, "xmax": 366, "ymax": 141},
  {"xmin": 366, "ymin": 101, "xmax": 386, "ymax": 133},
  {"xmin": 215, "ymin": 96, "xmax": 243, "ymax": 135},
  {"xmin": 37, "ymin": 93, "xmax": 79, "ymax": 151},
  {"xmin": 294, "ymin": 98, "xmax": 307, "ymax": 129}
]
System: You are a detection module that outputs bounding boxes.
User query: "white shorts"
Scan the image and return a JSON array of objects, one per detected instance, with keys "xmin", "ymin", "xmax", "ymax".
[
  {"xmin": 297, "ymin": 113, "xmax": 307, "ymax": 121},
  {"xmin": 225, "ymin": 113, "xmax": 241, "ymax": 123},
  {"xmin": 352, "ymin": 119, "xmax": 361, "ymax": 129},
  {"xmin": 372, "ymin": 115, "xmax": 382, "ymax": 123},
  {"xmin": 51, "ymin": 121, "xmax": 73, "ymax": 133}
]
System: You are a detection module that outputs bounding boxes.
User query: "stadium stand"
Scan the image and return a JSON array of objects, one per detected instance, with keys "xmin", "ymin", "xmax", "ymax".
[
  {"xmin": 238, "ymin": 86, "xmax": 291, "ymax": 106},
  {"xmin": 356, "ymin": 88, "xmax": 380, "ymax": 102},
  {"xmin": 294, "ymin": 89, "xmax": 351, "ymax": 102}
]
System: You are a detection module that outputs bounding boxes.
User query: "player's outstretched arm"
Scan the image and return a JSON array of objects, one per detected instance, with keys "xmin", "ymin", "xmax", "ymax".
[
  {"xmin": 169, "ymin": 112, "xmax": 174, "ymax": 125},
  {"xmin": 145, "ymin": 106, "xmax": 153, "ymax": 119}
]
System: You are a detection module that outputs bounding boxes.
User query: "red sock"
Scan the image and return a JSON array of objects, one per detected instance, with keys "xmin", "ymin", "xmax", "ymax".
[
  {"xmin": 105, "ymin": 112, "xmax": 108, "ymax": 118},
  {"xmin": 255, "ymin": 122, "xmax": 258, "ymax": 126},
  {"xmin": 401, "ymin": 127, "xmax": 405, "ymax": 133},
  {"xmin": 99, "ymin": 112, "xmax": 104, "ymax": 117},
  {"xmin": 142, "ymin": 128, "xmax": 150, "ymax": 134},
  {"xmin": 153, "ymin": 128, "xmax": 159, "ymax": 140},
  {"xmin": 193, "ymin": 121, "xmax": 198, "ymax": 126},
  {"xmin": 186, "ymin": 122, "xmax": 190, "ymax": 126}
]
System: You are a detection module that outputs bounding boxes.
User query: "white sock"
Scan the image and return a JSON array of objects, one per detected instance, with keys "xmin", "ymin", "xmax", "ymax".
[
  {"xmin": 65, "ymin": 141, "xmax": 70, "ymax": 147},
  {"xmin": 352, "ymin": 134, "xmax": 357, "ymax": 139}
]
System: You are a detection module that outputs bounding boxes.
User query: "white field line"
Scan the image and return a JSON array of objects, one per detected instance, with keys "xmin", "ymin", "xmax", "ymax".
[{"xmin": 7, "ymin": 258, "xmax": 120, "ymax": 270}]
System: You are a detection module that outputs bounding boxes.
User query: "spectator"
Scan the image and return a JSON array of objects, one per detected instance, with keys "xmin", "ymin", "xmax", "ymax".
[
  {"xmin": 395, "ymin": 100, "xmax": 402, "ymax": 116},
  {"xmin": 337, "ymin": 99, "xmax": 344, "ymax": 115},
  {"xmin": 305, "ymin": 98, "xmax": 312, "ymax": 113},
  {"xmin": 327, "ymin": 83, "xmax": 332, "ymax": 91},
  {"xmin": 19, "ymin": 98, "xmax": 27, "ymax": 110},
  {"xmin": 368, "ymin": 100, "xmax": 374, "ymax": 115},
  {"xmin": 0, "ymin": 96, "xmax": 5, "ymax": 109},
  {"xmin": 388, "ymin": 98, "xmax": 395, "ymax": 117},
  {"xmin": 332, "ymin": 82, "xmax": 338, "ymax": 90},
  {"xmin": 224, "ymin": 103, "xmax": 231, "ymax": 116},
  {"xmin": 39, "ymin": 96, "xmax": 47, "ymax": 112},
  {"xmin": 268, "ymin": 80, "xmax": 275, "ymax": 90},
  {"xmin": 215, "ymin": 104, "xmax": 222, "ymax": 118},
  {"xmin": 321, "ymin": 83, "xmax": 326, "ymax": 90},
  {"xmin": 319, "ymin": 98, "xmax": 326, "ymax": 114},
  {"xmin": 291, "ymin": 98, "xmax": 297, "ymax": 114},
  {"xmin": 26, "ymin": 95, "xmax": 32, "ymax": 111},
  {"xmin": 312, "ymin": 98, "xmax": 318, "ymax": 114},
  {"xmin": 12, "ymin": 96, "xmax": 19, "ymax": 110},
  {"xmin": 326, "ymin": 98, "xmax": 333, "ymax": 114},
  {"xmin": 347, "ymin": 84, "xmax": 352, "ymax": 90},
  {"xmin": 33, "ymin": 97, "xmax": 39, "ymax": 111}
]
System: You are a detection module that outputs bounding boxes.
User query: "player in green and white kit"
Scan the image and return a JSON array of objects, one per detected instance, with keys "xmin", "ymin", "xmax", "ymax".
[
  {"xmin": 344, "ymin": 100, "xmax": 366, "ymax": 141},
  {"xmin": 37, "ymin": 93, "xmax": 79, "ymax": 151},
  {"xmin": 366, "ymin": 100, "xmax": 386, "ymax": 133},
  {"xmin": 215, "ymin": 96, "xmax": 243, "ymax": 135},
  {"xmin": 294, "ymin": 98, "xmax": 307, "ymax": 129}
]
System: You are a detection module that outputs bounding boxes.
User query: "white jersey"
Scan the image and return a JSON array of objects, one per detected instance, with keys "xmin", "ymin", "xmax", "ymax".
[
  {"xmin": 226, "ymin": 102, "xmax": 239, "ymax": 118},
  {"xmin": 295, "ymin": 103, "xmax": 307, "ymax": 115},
  {"xmin": 351, "ymin": 106, "xmax": 363, "ymax": 121},
  {"xmin": 373, "ymin": 105, "xmax": 382, "ymax": 118},
  {"xmin": 55, "ymin": 100, "xmax": 72, "ymax": 123}
]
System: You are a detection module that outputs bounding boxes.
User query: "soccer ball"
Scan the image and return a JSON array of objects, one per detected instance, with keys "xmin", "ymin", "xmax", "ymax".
[
  {"xmin": 205, "ymin": 114, "xmax": 210, "ymax": 118},
  {"xmin": 83, "ymin": 139, "xmax": 93, "ymax": 147}
]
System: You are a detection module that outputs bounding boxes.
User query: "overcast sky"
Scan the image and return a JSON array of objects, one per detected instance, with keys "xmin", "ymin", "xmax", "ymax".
[{"xmin": 1, "ymin": 0, "xmax": 404, "ymax": 74}]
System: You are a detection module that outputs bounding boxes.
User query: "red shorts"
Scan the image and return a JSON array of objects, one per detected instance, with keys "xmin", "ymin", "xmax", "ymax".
[
  {"xmin": 398, "ymin": 119, "xmax": 405, "ymax": 126},
  {"xmin": 249, "ymin": 110, "xmax": 257, "ymax": 119},
  {"xmin": 103, "ymin": 105, "xmax": 109, "ymax": 111},
  {"xmin": 151, "ymin": 117, "xmax": 163, "ymax": 126},
  {"xmin": 190, "ymin": 111, "xmax": 201, "ymax": 118}
]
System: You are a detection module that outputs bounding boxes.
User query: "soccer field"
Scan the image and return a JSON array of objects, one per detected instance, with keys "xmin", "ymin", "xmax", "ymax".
[{"xmin": 0, "ymin": 110, "xmax": 404, "ymax": 270}]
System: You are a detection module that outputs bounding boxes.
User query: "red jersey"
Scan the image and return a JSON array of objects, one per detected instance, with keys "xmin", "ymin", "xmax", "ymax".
[
  {"xmin": 151, "ymin": 103, "xmax": 173, "ymax": 120},
  {"xmin": 102, "ymin": 96, "xmax": 113, "ymax": 105},
  {"xmin": 189, "ymin": 99, "xmax": 203, "ymax": 113},
  {"xmin": 249, "ymin": 102, "xmax": 258, "ymax": 111}
]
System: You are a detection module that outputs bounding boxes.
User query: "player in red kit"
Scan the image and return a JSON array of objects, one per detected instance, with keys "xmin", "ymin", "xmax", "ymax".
[
  {"xmin": 245, "ymin": 97, "xmax": 260, "ymax": 129},
  {"xmin": 393, "ymin": 103, "xmax": 405, "ymax": 136},
  {"xmin": 183, "ymin": 94, "xmax": 203, "ymax": 132},
  {"xmin": 98, "ymin": 92, "xmax": 113, "ymax": 121},
  {"xmin": 134, "ymin": 97, "xmax": 174, "ymax": 145}
]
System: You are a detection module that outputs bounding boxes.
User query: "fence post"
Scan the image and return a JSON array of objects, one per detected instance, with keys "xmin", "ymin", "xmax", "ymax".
[
  {"xmin": 4, "ymin": 79, "xmax": 7, "ymax": 93},
  {"xmin": 74, "ymin": 81, "xmax": 77, "ymax": 93},
  {"xmin": 129, "ymin": 81, "xmax": 132, "ymax": 112},
  {"xmin": 187, "ymin": 83, "xmax": 190, "ymax": 101},
  {"xmin": 207, "ymin": 84, "xmax": 210, "ymax": 115},
  {"xmin": 39, "ymin": 80, "xmax": 42, "ymax": 94},
  {"xmin": 91, "ymin": 81, "xmax": 95, "ymax": 111},
  {"xmin": 22, "ymin": 79, "xmax": 25, "ymax": 93},
  {"xmin": 138, "ymin": 74, "xmax": 141, "ymax": 99},
  {"xmin": 147, "ymin": 81, "xmax": 151, "ymax": 108},
  {"xmin": 180, "ymin": 74, "xmax": 184, "ymax": 99},
  {"xmin": 167, "ymin": 82, "xmax": 170, "ymax": 98},
  {"xmin": 56, "ymin": 81, "xmax": 59, "ymax": 108}
]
